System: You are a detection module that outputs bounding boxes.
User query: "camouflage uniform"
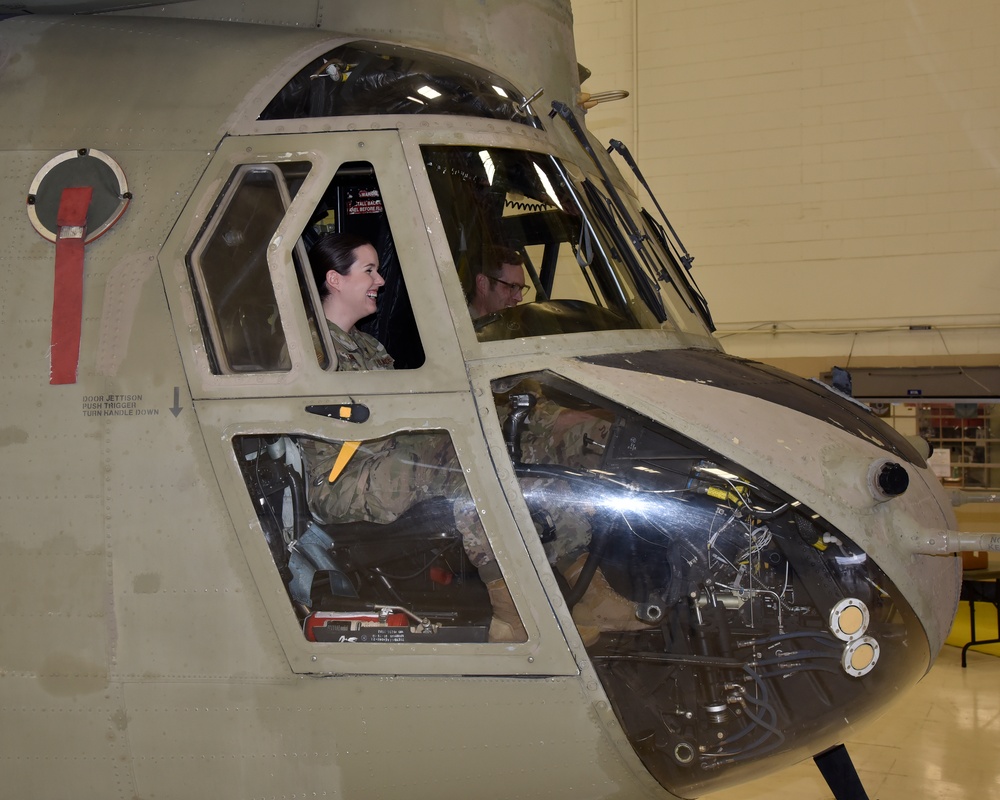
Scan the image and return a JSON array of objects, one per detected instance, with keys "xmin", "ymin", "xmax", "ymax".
[
  {"xmin": 324, "ymin": 320, "xmax": 394, "ymax": 370},
  {"xmin": 300, "ymin": 432, "xmax": 520, "ymax": 638},
  {"xmin": 509, "ymin": 393, "xmax": 614, "ymax": 565},
  {"xmin": 301, "ymin": 432, "xmax": 493, "ymax": 569},
  {"xmin": 298, "ymin": 320, "xmax": 521, "ymax": 639},
  {"xmin": 500, "ymin": 385, "xmax": 650, "ymax": 645}
]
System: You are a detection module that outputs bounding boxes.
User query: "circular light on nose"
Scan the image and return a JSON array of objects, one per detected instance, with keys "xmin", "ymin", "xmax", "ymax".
[
  {"xmin": 842, "ymin": 636, "xmax": 880, "ymax": 677},
  {"xmin": 829, "ymin": 597, "xmax": 870, "ymax": 641},
  {"xmin": 868, "ymin": 458, "xmax": 909, "ymax": 501}
]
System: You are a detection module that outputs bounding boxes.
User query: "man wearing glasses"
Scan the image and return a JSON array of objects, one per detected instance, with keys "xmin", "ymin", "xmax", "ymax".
[{"xmin": 468, "ymin": 246, "xmax": 527, "ymax": 320}]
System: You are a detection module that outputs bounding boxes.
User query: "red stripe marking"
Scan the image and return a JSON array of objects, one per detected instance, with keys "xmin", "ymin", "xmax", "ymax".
[{"xmin": 50, "ymin": 186, "xmax": 93, "ymax": 385}]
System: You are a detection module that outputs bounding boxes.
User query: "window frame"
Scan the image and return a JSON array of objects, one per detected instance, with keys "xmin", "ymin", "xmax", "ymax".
[
  {"xmin": 158, "ymin": 131, "xmax": 470, "ymax": 401},
  {"xmin": 186, "ymin": 162, "xmax": 302, "ymax": 375}
]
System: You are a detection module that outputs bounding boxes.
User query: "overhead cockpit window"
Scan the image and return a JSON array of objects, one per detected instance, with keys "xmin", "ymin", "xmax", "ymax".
[
  {"xmin": 260, "ymin": 41, "xmax": 540, "ymax": 127},
  {"xmin": 422, "ymin": 145, "xmax": 667, "ymax": 341},
  {"xmin": 187, "ymin": 162, "xmax": 311, "ymax": 374},
  {"xmin": 492, "ymin": 371, "xmax": 927, "ymax": 797},
  {"xmin": 233, "ymin": 431, "xmax": 525, "ymax": 644}
]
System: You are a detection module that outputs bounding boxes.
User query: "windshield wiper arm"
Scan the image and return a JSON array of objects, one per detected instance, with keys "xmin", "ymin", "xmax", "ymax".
[
  {"xmin": 607, "ymin": 138, "xmax": 715, "ymax": 331},
  {"xmin": 549, "ymin": 100, "xmax": 667, "ymax": 323},
  {"xmin": 608, "ymin": 139, "xmax": 693, "ymax": 268}
]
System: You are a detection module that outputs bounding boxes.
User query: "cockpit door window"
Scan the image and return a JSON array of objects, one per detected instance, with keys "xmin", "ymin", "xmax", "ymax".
[{"xmin": 233, "ymin": 429, "xmax": 525, "ymax": 645}]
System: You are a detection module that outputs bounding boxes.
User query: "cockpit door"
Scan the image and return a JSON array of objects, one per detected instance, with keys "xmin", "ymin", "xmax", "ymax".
[{"xmin": 156, "ymin": 130, "xmax": 579, "ymax": 676}]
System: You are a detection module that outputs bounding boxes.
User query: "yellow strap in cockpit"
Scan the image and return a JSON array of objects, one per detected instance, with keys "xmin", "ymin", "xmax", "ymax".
[{"xmin": 328, "ymin": 440, "xmax": 361, "ymax": 483}]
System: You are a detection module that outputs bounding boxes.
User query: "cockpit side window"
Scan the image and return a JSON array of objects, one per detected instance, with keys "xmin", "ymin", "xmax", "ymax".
[
  {"xmin": 233, "ymin": 430, "xmax": 525, "ymax": 644},
  {"xmin": 187, "ymin": 162, "xmax": 310, "ymax": 374}
]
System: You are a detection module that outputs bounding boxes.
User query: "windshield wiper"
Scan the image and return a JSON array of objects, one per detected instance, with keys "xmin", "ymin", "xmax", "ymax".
[
  {"xmin": 549, "ymin": 100, "xmax": 667, "ymax": 323},
  {"xmin": 607, "ymin": 138, "xmax": 715, "ymax": 331}
]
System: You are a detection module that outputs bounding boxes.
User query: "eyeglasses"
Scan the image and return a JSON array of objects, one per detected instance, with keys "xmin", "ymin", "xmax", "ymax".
[{"xmin": 488, "ymin": 275, "xmax": 527, "ymax": 295}]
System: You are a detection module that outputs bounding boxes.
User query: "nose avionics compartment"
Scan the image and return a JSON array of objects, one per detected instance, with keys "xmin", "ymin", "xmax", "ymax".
[{"xmin": 492, "ymin": 371, "xmax": 928, "ymax": 797}]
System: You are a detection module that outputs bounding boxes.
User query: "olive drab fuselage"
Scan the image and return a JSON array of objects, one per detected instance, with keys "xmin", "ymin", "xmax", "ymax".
[{"xmin": 0, "ymin": 3, "xmax": 963, "ymax": 799}]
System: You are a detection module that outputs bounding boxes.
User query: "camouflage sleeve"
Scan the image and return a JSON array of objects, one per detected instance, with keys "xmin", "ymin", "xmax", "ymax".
[{"xmin": 509, "ymin": 395, "xmax": 616, "ymax": 565}]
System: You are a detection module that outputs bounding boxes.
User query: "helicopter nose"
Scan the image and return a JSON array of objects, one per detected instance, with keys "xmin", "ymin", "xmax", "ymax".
[{"xmin": 499, "ymin": 365, "xmax": 942, "ymax": 799}]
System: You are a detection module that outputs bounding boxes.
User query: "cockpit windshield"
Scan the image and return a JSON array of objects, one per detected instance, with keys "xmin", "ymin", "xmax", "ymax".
[{"xmin": 422, "ymin": 145, "xmax": 707, "ymax": 341}]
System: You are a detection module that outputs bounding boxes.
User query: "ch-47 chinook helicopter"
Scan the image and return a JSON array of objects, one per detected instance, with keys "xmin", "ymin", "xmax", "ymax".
[{"xmin": 2, "ymin": 1, "xmax": 997, "ymax": 799}]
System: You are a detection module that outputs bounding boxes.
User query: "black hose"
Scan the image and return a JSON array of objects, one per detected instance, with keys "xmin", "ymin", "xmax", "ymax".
[
  {"xmin": 565, "ymin": 518, "xmax": 615, "ymax": 610},
  {"xmin": 285, "ymin": 467, "xmax": 309, "ymax": 541}
]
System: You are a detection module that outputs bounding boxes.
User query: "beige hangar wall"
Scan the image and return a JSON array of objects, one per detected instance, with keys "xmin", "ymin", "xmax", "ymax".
[{"xmin": 572, "ymin": 0, "xmax": 1000, "ymax": 378}]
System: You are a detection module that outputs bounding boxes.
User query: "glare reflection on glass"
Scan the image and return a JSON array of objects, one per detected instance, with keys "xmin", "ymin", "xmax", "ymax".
[
  {"xmin": 533, "ymin": 162, "xmax": 564, "ymax": 211},
  {"xmin": 479, "ymin": 150, "xmax": 496, "ymax": 185}
]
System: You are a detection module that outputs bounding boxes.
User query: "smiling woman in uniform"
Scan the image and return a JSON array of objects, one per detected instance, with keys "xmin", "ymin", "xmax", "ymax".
[{"xmin": 309, "ymin": 232, "xmax": 395, "ymax": 371}]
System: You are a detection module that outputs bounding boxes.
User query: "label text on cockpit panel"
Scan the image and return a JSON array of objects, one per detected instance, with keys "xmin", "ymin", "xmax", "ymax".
[{"xmin": 81, "ymin": 394, "xmax": 160, "ymax": 418}]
